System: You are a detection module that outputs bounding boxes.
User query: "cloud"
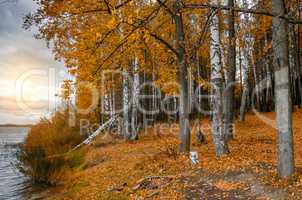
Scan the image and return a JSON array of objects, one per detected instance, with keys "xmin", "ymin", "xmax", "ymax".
[
  {"xmin": 0, "ymin": 0, "xmax": 68, "ymax": 124},
  {"xmin": 0, "ymin": 111, "xmax": 40, "ymax": 125},
  {"xmin": 0, "ymin": 95, "xmax": 50, "ymax": 125}
]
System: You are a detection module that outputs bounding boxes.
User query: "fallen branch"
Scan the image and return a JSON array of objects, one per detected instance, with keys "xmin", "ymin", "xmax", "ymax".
[
  {"xmin": 73, "ymin": 116, "xmax": 117, "ymax": 150},
  {"xmin": 132, "ymin": 175, "xmax": 175, "ymax": 191}
]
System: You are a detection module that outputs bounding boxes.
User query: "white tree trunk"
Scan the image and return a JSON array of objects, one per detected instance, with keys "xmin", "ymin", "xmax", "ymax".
[
  {"xmin": 116, "ymin": 0, "xmax": 132, "ymax": 139},
  {"xmin": 131, "ymin": 57, "xmax": 140, "ymax": 140},
  {"xmin": 210, "ymin": 0, "xmax": 229, "ymax": 156},
  {"xmin": 122, "ymin": 69, "xmax": 131, "ymax": 139},
  {"xmin": 220, "ymin": 0, "xmax": 228, "ymax": 83},
  {"xmin": 239, "ymin": 0, "xmax": 255, "ymax": 121}
]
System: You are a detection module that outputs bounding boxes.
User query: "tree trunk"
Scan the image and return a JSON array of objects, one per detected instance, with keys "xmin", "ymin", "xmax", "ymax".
[
  {"xmin": 297, "ymin": 0, "xmax": 302, "ymax": 106},
  {"xmin": 239, "ymin": 46, "xmax": 249, "ymax": 122},
  {"xmin": 223, "ymin": 0, "xmax": 236, "ymax": 140},
  {"xmin": 251, "ymin": 54, "xmax": 260, "ymax": 110},
  {"xmin": 210, "ymin": 0, "xmax": 229, "ymax": 156},
  {"xmin": 131, "ymin": 57, "xmax": 140, "ymax": 140},
  {"xmin": 272, "ymin": 0, "xmax": 295, "ymax": 178},
  {"xmin": 174, "ymin": 0, "xmax": 190, "ymax": 153},
  {"xmin": 151, "ymin": 55, "xmax": 157, "ymax": 123},
  {"xmin": 188, "ymin": 67, "xmax": 194, "ymax": 113},
  {"xmin": 264, "ymin": 34, "xmax": 272, "ymax": 106},
  {"xmin": 220, "ymin": 0, "xmax": 228, "ymax": 82},
  {"xmin": 122, "ymin": 68, "xmax": 131, "ymax": 139},
  {"xmin": 239, "ymin": 0, "xmax": 251, "ymax": 121}
]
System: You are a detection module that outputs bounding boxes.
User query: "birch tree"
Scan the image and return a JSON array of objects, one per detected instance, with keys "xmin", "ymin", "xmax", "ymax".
[
  {"xmin": 210, "ymin": 0, "xmax": 229, "ymax": 156},
  {"xmin": 272, "ymin": 0, "xmax": 295, "ymax": 178},
  {"xmin": 239, "ymin": 0, "xmax": 252, "ymax": 121},
  {"xmin": 131, "ymin": 57, "xmax": 140, "ymax": 140},
  {"xmin": 123, "ymin": 69, "xmax": 131, "ymax": 139},
  {"xmin": 116, "ymin": 0, "xmax": 132, "ymax": 140}
]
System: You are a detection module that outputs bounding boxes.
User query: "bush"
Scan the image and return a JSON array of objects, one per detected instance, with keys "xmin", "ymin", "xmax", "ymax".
[{"xmin": 17, "ymin": 110, "xmax": 86, "ymax": 185}]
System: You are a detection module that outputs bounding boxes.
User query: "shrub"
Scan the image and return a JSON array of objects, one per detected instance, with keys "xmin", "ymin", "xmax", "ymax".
[{"xmin": 17, "ymin": 110, "xmax": 86, "ymax": 185}]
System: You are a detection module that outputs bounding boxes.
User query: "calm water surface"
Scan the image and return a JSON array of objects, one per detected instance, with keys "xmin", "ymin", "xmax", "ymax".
[{"xmin": 0, "ymin": 127, "xmax": 46, "ymax": 200}]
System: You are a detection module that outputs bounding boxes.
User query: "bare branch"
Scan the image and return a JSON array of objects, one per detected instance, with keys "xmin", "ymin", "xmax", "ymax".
[
  {"xmin": 69, "ymin": 0, "xmax": 133, "ymax": 16},
  {"xmin": 93, "ymin": 26, "xmax": 138, "ymax": 75},
  {"xmin": 103, "ymin": 0, "xmax": 113, "ymax": 14},
  {"xmin": 122, "ymin": 17, "xmax": 178, "ymax": 57},
  {"xmin": 93, "ymin": 6, "xmax": 161, "ymax": 75},
  {"xmin": 184, "ymin": 3, "xmax": 302, "ymax": 25},
  {"xmin": 156, "ymin": 0, "xmax": 175, "ymax": 17},
  {"xmin": 149, "ymin": 32, "xmax": 179, "ymax": 57}
]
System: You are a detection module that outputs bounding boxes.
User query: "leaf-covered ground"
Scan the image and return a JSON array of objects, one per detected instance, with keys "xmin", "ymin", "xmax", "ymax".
[{"xmin": 49, "ymin": 110, "xmax": 302, "ymax": 199}]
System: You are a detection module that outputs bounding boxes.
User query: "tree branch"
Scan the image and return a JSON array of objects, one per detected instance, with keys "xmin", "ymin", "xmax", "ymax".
[
  {"xmin": 184, "ymin": 3, "xmax": 302, "ymax": 25},
  {"xmin": 148, "ymin": 32, "xmax": 179, "ymax": 57},
  {"xmin": 122, "ymin": 18, "xmax": 178, "ymax": 57},
  {"xmin": 156, "ymin": 0, "xmax": 175, "ymax": 17},
  {"xmin": 103, "ymin": 0, "xmax": 112, "ymax": 14},
  {"xmin": 69, "ymin": 0, "xmax": 133, "ymax": 16},
  {"xmin": 93, "ymin": 6, "xmax": 161, "ymax": 75}
]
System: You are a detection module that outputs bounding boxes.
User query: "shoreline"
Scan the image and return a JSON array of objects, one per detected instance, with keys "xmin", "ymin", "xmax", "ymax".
[
  {"xmin": 44, "ymin": 111, "xmax": 302, "ymax": 199},
  {"xmin": 0, "ymin": 125, "xmax": 32, "ymax": 128}
]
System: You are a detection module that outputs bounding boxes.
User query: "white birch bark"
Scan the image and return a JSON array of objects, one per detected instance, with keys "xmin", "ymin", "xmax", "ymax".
[
  {"xmin": 131, "ymin": 57, "xmax": 140, "ymax": 140},
  {"xmin": 103, "ymin": 93, "xmax": 110, "ymax": 116},
  {"xmin": 122, "ymin": 70, "xmax": 131, "ymax": 139},
  {"xmin": 239, "ymin": 45, "xmax": 250, "ymax": 121},
  {"xmin": 220, "ymin": 0, "xmax": 228, "ymax": 83},
  {"xmin": 210, "ymin": 0, "xmax": 229, "ymax": 156},
  {"xmin": 116, "ymin": 0, "xmax": 132, "ymax": 139},
  {"xmin": 239, "ymin": 0, "xmax": 256, "ymax": 121}
]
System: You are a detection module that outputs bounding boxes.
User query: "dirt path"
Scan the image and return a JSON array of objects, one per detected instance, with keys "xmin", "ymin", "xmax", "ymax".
[{"xmin": 182, "ymin": 168, "xmax": 290, "ymax": 200}]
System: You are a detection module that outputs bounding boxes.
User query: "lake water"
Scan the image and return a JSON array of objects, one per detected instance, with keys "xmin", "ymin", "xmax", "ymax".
[{"xmin": 0, "ymin": 127, "xmax": 46, "ymax": 200}]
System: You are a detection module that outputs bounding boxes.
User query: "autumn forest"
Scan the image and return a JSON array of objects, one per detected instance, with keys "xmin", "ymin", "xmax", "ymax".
[{"xmin": 12, "ymin": 0, "xmax": 302, "ymax": 199}]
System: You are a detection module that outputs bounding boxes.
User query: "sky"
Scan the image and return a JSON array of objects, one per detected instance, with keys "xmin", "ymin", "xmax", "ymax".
[{"xmin": 0, "ymin": 0, "xmax": 68, "ymax": 124}]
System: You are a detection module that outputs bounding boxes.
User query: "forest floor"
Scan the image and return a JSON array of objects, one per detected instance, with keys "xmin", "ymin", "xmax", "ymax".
[{"xmin": 49, "ymin": 109, "xmax": 302, "ymax": 200}]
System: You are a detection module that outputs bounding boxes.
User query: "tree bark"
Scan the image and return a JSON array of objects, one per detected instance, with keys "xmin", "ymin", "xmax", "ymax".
[
  {"xmin": 174, "ymin": 0, "xmax": 191, "ymax": 153},
  {"xmin": 264, "ymin": 33, "xmax": 272, "ymax": 106},
  {"xmin": 122, "ymin": 68, "xmax": 131, "ymax": 139},
  {"xmin": 239, "ymin": 45, "xmax": 249, "ymax": 122},
  {"xmin": 272, "ymin": 0, "xmax": 295, "ymax": 178},
  {"xmin": 223, "ymin": 0, "xmax": 236, "ymax": 140},
  {"xmin": 239, "ymin": 0, "xmax": 251, "ymax": 122},
  {"xmin": 210, "ymin": 0, "xmax": 229, "ymax": 156},
  {"xmin": 131, "ymin": 57, "xmax": 140, "ymax": 140}
]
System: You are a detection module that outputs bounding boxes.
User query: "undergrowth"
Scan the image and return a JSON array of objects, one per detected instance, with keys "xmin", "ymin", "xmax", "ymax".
[{"xmin": 17, "ymin": 110, "xmax": 86, "ymax": 185}]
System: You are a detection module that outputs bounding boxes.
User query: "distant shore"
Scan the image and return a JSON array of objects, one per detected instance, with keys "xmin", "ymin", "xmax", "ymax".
[{"xmin": 0, "ymin": 124, "xmax": 32, "ymax": 128}]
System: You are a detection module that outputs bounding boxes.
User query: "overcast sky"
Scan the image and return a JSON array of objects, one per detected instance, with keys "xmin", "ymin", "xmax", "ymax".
[{"xmin": 0, "ymin": 0, "xmax": 68, "ymax": 124}]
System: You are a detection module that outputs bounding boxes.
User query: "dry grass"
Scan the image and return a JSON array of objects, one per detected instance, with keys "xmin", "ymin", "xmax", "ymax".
[
  {"xmin": 49, "ymin": 110, "xmax": 302, "ymax": 199},
  {"xmin": 18, "ymin": 111, "xmax": 86, "ymax": 185}
]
